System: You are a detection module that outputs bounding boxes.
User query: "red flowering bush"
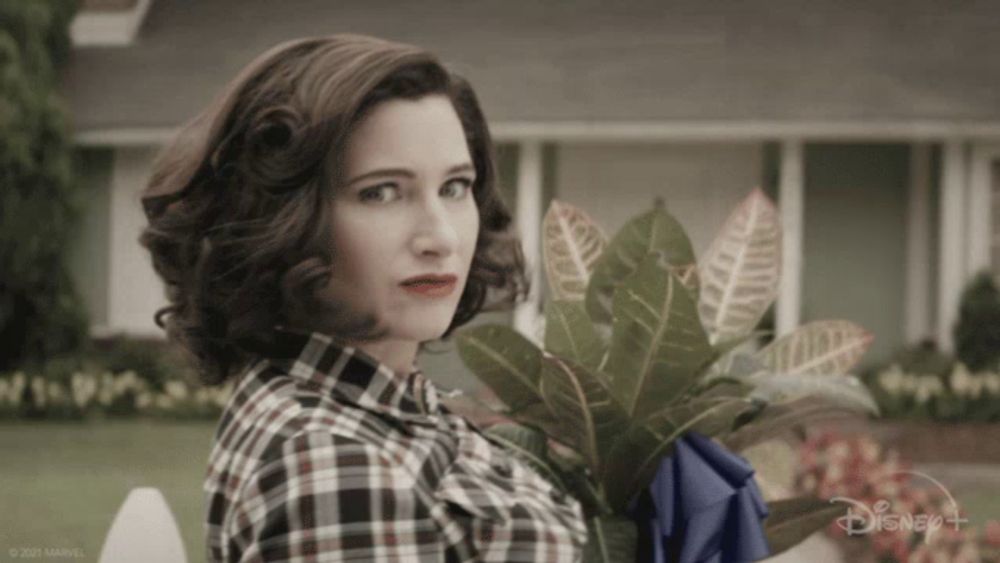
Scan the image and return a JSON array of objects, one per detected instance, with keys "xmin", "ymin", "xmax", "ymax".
[{"xmin": 796, "ymin": 431, "xmax": 998, "ymax": 562}]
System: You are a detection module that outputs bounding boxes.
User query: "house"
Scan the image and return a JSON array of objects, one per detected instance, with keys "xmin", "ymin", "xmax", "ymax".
[{"xmin": 61, "ymin": 0, "xmax": 1000, "ymax": 385}]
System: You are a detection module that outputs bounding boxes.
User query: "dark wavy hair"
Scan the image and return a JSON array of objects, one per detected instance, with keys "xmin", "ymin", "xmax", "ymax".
[{"xmin": 139, "ymin": 34, "xmax": 529, "ymax": 386}]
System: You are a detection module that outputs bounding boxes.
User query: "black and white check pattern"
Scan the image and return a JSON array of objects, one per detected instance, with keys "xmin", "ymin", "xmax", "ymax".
[{"xmin": 204, "ymin": 328, "xmax": 588, "ymax": 562}]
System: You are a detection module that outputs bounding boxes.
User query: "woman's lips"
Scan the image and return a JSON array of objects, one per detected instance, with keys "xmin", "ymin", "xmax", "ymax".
[{"xmin": 399, "ymin": 279, "xmax": 457, "ymax": 297}]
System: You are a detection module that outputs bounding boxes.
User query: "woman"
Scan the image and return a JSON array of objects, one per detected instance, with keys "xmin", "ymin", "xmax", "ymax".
[{"xmin": 139, "ymin": 34, "xmax": 588, "ymax": 562}]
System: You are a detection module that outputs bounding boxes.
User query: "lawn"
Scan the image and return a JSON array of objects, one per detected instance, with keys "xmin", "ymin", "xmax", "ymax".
[
  {"xmin": 0, "ymin": 420, "xmax": 217, "ymax": 563},
  {"xmin": 1, "ymin": 420, "xmax": 997, "ymax": 563}
]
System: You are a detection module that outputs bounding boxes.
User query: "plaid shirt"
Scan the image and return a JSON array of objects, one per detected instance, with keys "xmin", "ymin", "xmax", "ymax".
[{"xmin": 204, "ymin": 328, "xmax": 588, "ymax": 562}]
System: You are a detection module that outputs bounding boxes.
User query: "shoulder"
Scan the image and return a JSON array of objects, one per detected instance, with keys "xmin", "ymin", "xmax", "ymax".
[
  {"xmin": 247, "ymin": 430, "xmax": 418, "ymax": 502},
  {"xmin": 219, "ymin": 360, "xmax": 413, "ymax": 457},
  {"xmin": 226, "ymin": 431, "xmax": 447, "ymax": 561}
]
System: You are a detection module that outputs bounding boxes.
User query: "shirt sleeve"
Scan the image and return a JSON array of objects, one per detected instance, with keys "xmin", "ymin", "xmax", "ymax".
[{"xmin": 227, "ymin": 431, "xmax": 452, "ymax": 562}]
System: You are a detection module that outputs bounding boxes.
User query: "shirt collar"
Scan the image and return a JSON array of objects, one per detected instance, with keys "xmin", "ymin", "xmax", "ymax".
[{"xmin": 262, "ymin": 326, "xmax": 442, "ymax": 425}]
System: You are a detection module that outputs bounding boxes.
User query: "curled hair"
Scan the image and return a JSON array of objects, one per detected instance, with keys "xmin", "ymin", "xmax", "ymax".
[{"xmin": 139, "ymin": 34, "xmax": 529, "ymax": 386}]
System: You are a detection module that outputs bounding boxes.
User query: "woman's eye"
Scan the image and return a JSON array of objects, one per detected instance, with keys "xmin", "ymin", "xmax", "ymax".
[
  {"xmin": 442, "ymin": 178, "xmax": 473, "ymax": 199},
  {"xmin": 358, "ymin": 184, "xmax": 399, "ymax": 203}
]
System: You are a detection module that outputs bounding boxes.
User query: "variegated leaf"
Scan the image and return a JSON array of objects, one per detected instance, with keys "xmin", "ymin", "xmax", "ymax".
[
  {"xmin": 543, "ymin": 199, "xmax": 608, "ymax": 301},
  {"xmin": 604, "ymin": 252, "xmax": 716, "ymax": 419},
  {"xmin": 750, "ymin": 373, "xmax": 880, "ymax": 415},
  {"xmin": 698, "ymin": 188, "xmax": 781, "ymax": 344},
  {"xmin": 544, "ymin": 299, "xmax": 606, "ymax": 371},
  {"xmin": 585, "ymin": 203, "xmax": 697, "ymax": 328},
  {"xmin": 454, "ymin": 324, "xmax": 543, "ymax": 410},
  {"xmin": 755, "ymin": 320, "xmax": 873, "ymax": 376},
  {"xmin": 539, "ymin": 355, "xmax": 628, "ymax": 474}
]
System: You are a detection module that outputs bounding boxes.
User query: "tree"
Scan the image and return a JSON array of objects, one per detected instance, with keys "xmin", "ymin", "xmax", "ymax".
[{"xmin": 0, "ymin": 0, "xmax": 86, "ymax": 371}]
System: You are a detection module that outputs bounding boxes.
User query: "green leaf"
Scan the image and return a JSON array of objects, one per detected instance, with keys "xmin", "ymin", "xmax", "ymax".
[
  {"xmin": 542, "ymin": 199, "xmax": 608, "ymax": 301},
  {"xmin": 698, "ymin": 188, "xmax": 781, "ymax": 345},
  {"xmin": 484, "ymin": 423, "xmax": 569, "ymax": 492},
  {"xmin": 763, "ymin": 496, "xmax": 845, "ymax": 556},
  {"xmin": 581, "ymin": 516, "xmax": 637, "ymax": 563},
  {"xmin": 750, "ymin": 374, "xmax": 880, "ymax": 416},
  {"xmin": 755, "ymin": 320, "xmax": 874, "ymax": 377},
  {"xmin": 643, "ymin": 396, "xmax": 756, "ymax": 440},
  {"xmin": 538, "ymin": 355, "xmax": 629, "ymax": 474},
  {"xmin": 704, "ymin": 330, "xmax": 772, "ymax": 380},
  {"xmin": 506, "ymin": 400, "xmax": 567, "ymax": 440},
  {"xmin": 454, "ymin": 324, "xmax": 543, "ymax": 410},
  {"xmin": 585, "ymin": 205, "xmax": 697, "ymax": 329},
  {"xmin": 604, "ymin": 252, "xmax": 716, "ymax": 419},
  {"xmin": 600, "ymin": 397, "xmax": 752, "ymax": 512},
  {"xmin": 723, "ymin": 396, "xmax": 864, "ymax": 452},
  {"xmin": 545, "ymin": 300, "xmax": 607, "ymax": 371},
  {"xmin": 556, "ymin": 462, "xmax": 610, "ymax": 518}
]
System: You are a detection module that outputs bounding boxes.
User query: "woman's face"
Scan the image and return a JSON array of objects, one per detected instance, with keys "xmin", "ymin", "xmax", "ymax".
[{"xmin": 328, "ymin": 94, "xmax": 480, "ymax": 344}]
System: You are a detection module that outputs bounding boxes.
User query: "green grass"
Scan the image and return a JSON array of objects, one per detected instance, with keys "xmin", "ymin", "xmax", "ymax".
[
  {"xmin": 955, "ymin": 490, "xmax": 1000, "ymax": 528},
  {"xmin": 0, "ymin": 420, "xmax": 216, "ymax": 562}
]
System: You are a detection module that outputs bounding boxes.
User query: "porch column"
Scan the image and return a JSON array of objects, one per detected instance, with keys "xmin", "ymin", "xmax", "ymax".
[
  {"xmin": 776, "ymin": 139, "xmax": 804, "ymax": 337},
  {"xmin": 512, "ymin": 141, "xmax": 544, "ymax": 344},
  {"xmin": 967, "ymin": 144, "xmax": 994, "ymax": 278},
  {"xmin": 904, "ymin": 143, "xmax": 933, "ymax": 343},
  {"xmin": 937, "ymin": 140, "xmax": 968, "ymax": 351}
]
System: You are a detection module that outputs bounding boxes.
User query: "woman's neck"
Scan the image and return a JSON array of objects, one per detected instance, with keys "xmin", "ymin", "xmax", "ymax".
[{"xmin": 352, "ymin": 338, "xmax": 419, "ymax": 378}]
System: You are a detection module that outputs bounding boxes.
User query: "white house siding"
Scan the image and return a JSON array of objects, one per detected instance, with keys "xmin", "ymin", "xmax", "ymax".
[
  {"xmin": 801, "ymin": 143, "xmax": 912, "ymax": 368},
  {"xmin": 106, "ymin": 146, "xmax": 164, "ymax": 337},
  {"xmin": 552, "ymin": 142, "xmax": 764, "ymax": 258}
]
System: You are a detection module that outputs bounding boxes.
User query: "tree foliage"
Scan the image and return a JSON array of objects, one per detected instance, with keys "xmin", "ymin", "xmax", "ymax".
[{"xmin": 0, "ymin": 0, "xmax": 86, "ymax": 371}]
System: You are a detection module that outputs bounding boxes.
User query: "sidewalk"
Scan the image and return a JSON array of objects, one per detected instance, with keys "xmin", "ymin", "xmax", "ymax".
[{"xmin": 763, "ymin": 533, "xmax": 844, "ymax": 563}]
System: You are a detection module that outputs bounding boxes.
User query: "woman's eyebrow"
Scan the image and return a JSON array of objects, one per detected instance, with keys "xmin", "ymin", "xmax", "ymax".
[{"xmin": 345, "ymin": 162, "xmax": 475, "ymax": 186}]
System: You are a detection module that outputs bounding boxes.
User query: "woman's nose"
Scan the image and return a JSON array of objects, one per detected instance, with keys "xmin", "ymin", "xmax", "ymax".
[{"xmin": 410, "ymin": 197, "xmax": 459, "ymax": 256}]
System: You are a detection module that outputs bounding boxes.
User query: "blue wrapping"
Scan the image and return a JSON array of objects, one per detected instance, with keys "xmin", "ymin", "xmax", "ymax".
[{"xmin": 627, "ymin": 432, "xmax": 771, "ymax": 562}]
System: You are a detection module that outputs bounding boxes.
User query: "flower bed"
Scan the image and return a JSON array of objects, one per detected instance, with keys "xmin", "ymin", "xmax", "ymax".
[
  {"xmin": 0, "ymin": 370, "xmax": 232, "ymax": 419},
  {"xmin": 796, "ymin": 431, "xmax": 1000, "ymax": 562},
  {"xmin": 867, "ymin": 363, "xmax": 1000, "ymax": 422}
]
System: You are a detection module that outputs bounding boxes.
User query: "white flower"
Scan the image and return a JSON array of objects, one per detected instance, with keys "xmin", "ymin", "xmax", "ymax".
[
  {"xmin": 8, "ymin": 373, "xmax": 25, "ymax": 406},
  {"xmin": 71, "ymin": 372, "xmax": 97, "ymax": 409},
  {"xmin": 985, "ymin": 373, "xmax": 1000, "ymax": 394},
  {"xmin": 194, "ymin": 388, "xmax": 210, "ymax": 405},
  {"xmin": 878, "ymin": 365, "xmax": 904, "ymax": 394},
  {"xmin": 97, "ymin": 372, "xmax": 115, "ymax": 406},
  {"xmin": 950, "ymin": 363, "xmax": 972, "ymax": 396},
  {"xmin": 136, "ymin": 392, "xmax": 152, "ymax": 410},
  {"xmin": 968, "ymin": 374, "xmax": 984, "ymax": 399},
  {"xmin": 113, "ymin": 371, "xmax": 140, "ymax": 395},
  {"xmin": 31, "ymin": 376, "xmax": 47, "ymax": 409},
  {"xmin": 47, "ymin": 381, "xmax": 65, "ymax": 403},
  {"xmin": 914, "ymin": 376, "xmax": 938, "ymax": 403},
  {"xmin": 164, "ymin": 380, "xmax": 188, "ymax": 401},
  {"xmin": 212, "ymin": 383, "xmax": 233, "ymax": 408}
]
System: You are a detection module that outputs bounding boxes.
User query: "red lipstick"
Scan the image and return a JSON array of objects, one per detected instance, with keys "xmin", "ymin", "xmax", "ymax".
[{"xmin": 399, "ymin": 274, "xmax": 458, "ymax": 297}]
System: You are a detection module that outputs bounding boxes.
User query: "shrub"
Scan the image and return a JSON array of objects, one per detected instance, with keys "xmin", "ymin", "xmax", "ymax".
[{"xmin": 953, "ymin": 270, "xmax": 1000, "ymax": 372}]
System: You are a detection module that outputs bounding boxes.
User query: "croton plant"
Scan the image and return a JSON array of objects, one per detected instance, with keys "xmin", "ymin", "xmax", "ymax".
[{"xmin": 453, "ymin": 188, "xmax": 879, "ymax": 562}]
